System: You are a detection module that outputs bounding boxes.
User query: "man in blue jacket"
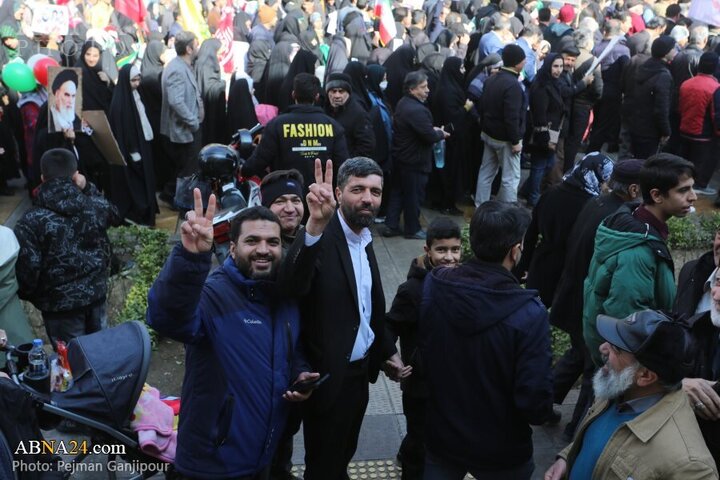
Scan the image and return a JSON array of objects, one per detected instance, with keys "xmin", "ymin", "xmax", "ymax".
[
  {"xmin": 419, "ymin": 201, "xmax": 553, "ymax": 479},
  {"xmin": 147, "ymin": 160, "xmax": 337, "ymax": 480}
]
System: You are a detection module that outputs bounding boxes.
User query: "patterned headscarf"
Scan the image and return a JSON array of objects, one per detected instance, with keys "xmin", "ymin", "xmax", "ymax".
[{"xmin": 563, "ymin": 152, "xmax": 614, "ymax": 197}]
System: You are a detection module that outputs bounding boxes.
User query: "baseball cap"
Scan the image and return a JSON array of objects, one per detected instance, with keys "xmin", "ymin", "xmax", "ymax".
[{"xmin": 596, "ymin": 310, "xmax": 693, "ymax": 384}]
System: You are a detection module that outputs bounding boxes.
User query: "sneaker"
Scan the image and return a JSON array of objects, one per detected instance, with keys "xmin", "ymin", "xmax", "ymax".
[
  {"xmin": 373, "ymin": 216, "xmax": 386, "ymax": 224},
  {"xmin": 404, "ymin": 230, "xmax": 427, "ymax": 240},
  {"xmin": 695, "ymin": 187, "xmax": 717, "ymax": 196},
  {"xmin": 381, "ymin": 226, "xmax": 403, "ymax": 237}
]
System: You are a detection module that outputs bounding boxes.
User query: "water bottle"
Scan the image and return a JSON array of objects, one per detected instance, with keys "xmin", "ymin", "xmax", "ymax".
[
  {"xmin": 28, "ymin": 339, "xmax": 48, "ymax": 378},
  {"xmin": 433, "ymin": 139, "xmax": 446, "ymax": 169}
]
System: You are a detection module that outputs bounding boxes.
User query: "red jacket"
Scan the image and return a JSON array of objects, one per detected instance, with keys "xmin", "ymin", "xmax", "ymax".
[{"xmin": 679, "ymin": 73, "xmax": 720, "ymax": 140}]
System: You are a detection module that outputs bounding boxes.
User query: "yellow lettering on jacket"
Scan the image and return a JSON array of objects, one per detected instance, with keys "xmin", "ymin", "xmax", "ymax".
[{"xmin": 282, "ymin": 123, "xmax": 334, "ymax": 138}]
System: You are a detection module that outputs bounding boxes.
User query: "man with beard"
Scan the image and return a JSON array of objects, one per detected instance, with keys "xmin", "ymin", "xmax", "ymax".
[
  {"xmin": 283, "ymin": 156, "xmax": 410, "ymax": 480},
  {"xmin": 681, "ymin": 266, "xmax": 720, "ymax": 466},
  {"xmin": 160, "ymin": 30, "xmax": 204, "ymax": 205},
  {"xmin": 49, "ymin": 69, "xmax": 81, "ymax": 133},
  {"xmin": 545, "ymin": 310, "xmax": 716, "ymax": 480},
  {"xmin": 146, "ymin": 158, "xmax": 337, "ymax": 479}
]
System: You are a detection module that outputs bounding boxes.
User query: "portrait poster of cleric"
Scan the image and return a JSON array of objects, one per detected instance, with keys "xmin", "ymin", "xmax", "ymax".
[{"xmin": 47, "ymin": 66, "xmax": 82, "ymax": 133}]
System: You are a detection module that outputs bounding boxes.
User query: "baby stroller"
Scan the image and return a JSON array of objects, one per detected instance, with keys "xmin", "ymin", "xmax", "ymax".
[{"xmin": 0, "ymin": 321, "xmax": 169, "ymax": 479}]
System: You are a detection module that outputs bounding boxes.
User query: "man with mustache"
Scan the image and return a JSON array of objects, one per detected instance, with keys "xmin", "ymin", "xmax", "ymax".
[
  {"xmin": 681, "ymin": 265, "xmax": 720, "ymax": 466},
  {"xmin": 545, "ymin": 310, "xmax": 717, "ymax": 480},
  {"xmin": 49, "ymin": 69, "xmax": 81, "ymax": 134},
  {"xmin": 284, "ymin": 156, "xmax": 410, "ymax": 480},
  {"xmin": 260, "ymin": 169, "xmax": 306, "ymax": 250},
  {"xmin": 147, "ymin": 158, "xmax": 337, "ymax": 479}
]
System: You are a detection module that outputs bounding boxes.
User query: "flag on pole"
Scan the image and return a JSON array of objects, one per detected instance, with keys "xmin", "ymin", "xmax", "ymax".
[
  {"xmin": 115, "ymin": 0, "xmax": 146, "ymax": 25},
  {"xmin": 178, "ymin": 0, "xmax": 211, "ymax": 41},
  {"xmin": 373, "ymin": 0, "xmax": 396, "ymax": 46},
  {"xmin": 215, "ymin": 7, "xmax": 235, "ymax": 73}
]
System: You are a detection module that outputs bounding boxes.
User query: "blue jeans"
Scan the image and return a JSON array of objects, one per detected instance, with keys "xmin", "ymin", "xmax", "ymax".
[
  {"xmin": 423, "ymin": 453, "xmax": 534, "ymax": 480},
  {"xmin": 526, "ymin": 151, "xmax": 555, "ymax": 207}
]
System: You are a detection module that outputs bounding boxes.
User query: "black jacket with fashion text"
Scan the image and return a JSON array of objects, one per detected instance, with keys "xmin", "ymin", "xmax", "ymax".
[
  {"xmin": 628, "ymin": 57, "xmax": 674, "ymax": 139},
  {"xmin": 480, "ymin": 68, "xmax": 526, "ymax": 144},
  {"xmin": 391, "ymin": 94, "xmax": 445, "ymax": 173},
  {"xmin": 243, "ymin": 104, "xmax": 350, "ymax": 192},
  {"xmin": 325, "ymin": 96, "xmax": 376, "ymax": 159}
]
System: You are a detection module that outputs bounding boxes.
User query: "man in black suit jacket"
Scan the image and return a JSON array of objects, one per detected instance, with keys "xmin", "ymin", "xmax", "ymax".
[{"xmin": 287, "ymin": 156, "xmax": 410, "ymax": 480}]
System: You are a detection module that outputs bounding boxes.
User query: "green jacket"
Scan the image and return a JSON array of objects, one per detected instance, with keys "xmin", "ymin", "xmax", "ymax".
[{"xmin": 583, "ymin": 206, "xmax": 675, "ymax": 366}]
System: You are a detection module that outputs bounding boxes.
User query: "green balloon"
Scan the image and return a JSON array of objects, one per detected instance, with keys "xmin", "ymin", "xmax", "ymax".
[{"xmin": 2, "ymin": 62, "xmax": 36, "ymax": 93}]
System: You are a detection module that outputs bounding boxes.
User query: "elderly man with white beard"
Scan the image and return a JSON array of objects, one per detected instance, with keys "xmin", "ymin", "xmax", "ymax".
[
  {"xmin": 49, "ymin": 69, "xmax": 81, "ymax": 133},
  {"xmin": 683, "ymin": 266, "xmax": 720, "ymax": 468},
  {"xmin": 545, "ymin": 310, "xmax": 718, "ymax": 480}
]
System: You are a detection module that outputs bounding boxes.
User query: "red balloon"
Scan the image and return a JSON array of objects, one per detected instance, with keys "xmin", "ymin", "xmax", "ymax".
[{"xmin": 33, "ymin": 57, "xmax": 60, "ymax": 87}]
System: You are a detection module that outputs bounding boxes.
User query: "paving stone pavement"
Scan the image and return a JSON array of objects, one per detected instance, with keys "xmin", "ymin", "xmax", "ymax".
[{"xmin": 39, "ymin": 206, "xmax": 576, "ymax": 479}]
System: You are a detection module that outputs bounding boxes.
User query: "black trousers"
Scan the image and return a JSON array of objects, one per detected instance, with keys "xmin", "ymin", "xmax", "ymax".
[
  {"xmin": 42, "ymin": 298, "xmax": 106, "ymax": 351},
  {"xmin": 680, "ymin": 138, "xmax": 717, "ymax": 188},
  {"xmin": 269, "ymin": 404, "xmax": 302, "ymax": 480},
  {"xmin": 563, "ymin": 103, "xmax": 592, "ymax": 171},
  {"xmin": 399, "ymin": 394, "xmax": 427, "ymax": 480},
  {"xmin": 303, "ymin": 363, "xmax": 369, "ymax": 480},
  {"xmin": 552, "ymin": 331, "xmax": 595, "ymax": 438},
  {"xmin": 631, "ymin": 135, "xmax": 661, "ymax": 160},
  {"xmin": 385, "ymin": 169, "xmax": 428, "ymax": 235},
  {"xmin": 587, "ymin": 96, "xmax": 622, "ymax": 153}
]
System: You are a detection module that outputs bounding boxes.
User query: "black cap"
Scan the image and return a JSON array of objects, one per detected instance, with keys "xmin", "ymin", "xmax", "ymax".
[
  {"xmin": 51, "ymin": 68, "xmax": 78, "ymax": 93},
  {"xmin": 596, "ymin": 310, "xmax": 693, "ymax": 384},
  {"xmin": 611, "ymin": 159, "xmax": 644, "ymax": 185},
  {"xmin": 698, "ymin": 52, "xmax": 719, "ymax": 75},
  {"xmin": 651, "ymin": 35, "xmax": 676, "ymax": 59},
  {"xmin": 325, "ymin": 72, "xmax": 352, "ymax": 93},
  {"xmin": 501, "ymin": 44, "xmax": 526, "ymax": 68}
]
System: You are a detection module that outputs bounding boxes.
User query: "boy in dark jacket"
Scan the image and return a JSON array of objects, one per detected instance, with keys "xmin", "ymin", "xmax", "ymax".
[
  {"xmin": 386, "ymin": 217, "xmax": 462, "ymax": 480},
  {"xmin": 628, "ymin": 35, "xmax": 677, "ymax": 159},
  {"xmin": 14, "ymin": 148, "xmax": 120, "ymax": 350},
  {"xmin": 419, "ymin": 201, "xmax": 553, "ymax": 478}
]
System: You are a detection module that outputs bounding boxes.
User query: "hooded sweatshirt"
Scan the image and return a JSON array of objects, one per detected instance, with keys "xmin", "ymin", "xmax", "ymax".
[
  {"xmin": 583, "ymin": 205, "xmax": 675, "ymax": 366},
  {"xmin": 419, "ymin": 259, "xmax": 553, "ymax": 471}
]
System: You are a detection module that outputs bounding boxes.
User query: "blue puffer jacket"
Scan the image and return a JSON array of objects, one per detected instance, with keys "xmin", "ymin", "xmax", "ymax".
[
  {"xmin": 419, "ymin": 259, "xmax": 553, "ymax": 471},
  {"xmin": 147, "ymin": 245, "xmax": 307, "ymax": 479}
]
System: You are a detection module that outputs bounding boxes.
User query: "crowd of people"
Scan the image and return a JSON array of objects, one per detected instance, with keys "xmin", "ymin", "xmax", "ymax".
[{"xmin": 1, "ymin": 0, "xmax": 720, "ymax": 478}]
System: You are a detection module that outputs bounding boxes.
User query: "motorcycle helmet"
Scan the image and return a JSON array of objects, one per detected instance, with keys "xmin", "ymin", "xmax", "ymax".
[{"xmin": 198, "ymin": 144, "xmax": 238, "ymax": 181}]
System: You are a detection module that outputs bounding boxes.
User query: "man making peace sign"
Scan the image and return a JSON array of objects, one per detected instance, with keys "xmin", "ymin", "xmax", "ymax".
[{"xmin": 147, "ymin": 159, "xmax": 337, "ymax": 480}]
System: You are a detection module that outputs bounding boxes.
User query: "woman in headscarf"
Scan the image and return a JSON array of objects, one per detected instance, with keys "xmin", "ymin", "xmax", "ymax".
[
  {"xmin": 138, "ymin": 39, "xmax": 168, "ymax": 191},
  {"xmin": 366, "ymin": 64, "xmax": 393, "ymax": 217},
  {"xmin": 428, "ymin": 56, "xmax": 466, "ymax": 214},
  {"xmin": 419, "ymin": 52, "xmax": 446, "ymax": 105},
  {"xmin": 324, "ymin": 34, "xmax": 350, "ymax": 79},
  {"xmin": 107, "ymin": 64, "xmax": 158, "ymax": 226},
  {"xmin": 383, "ymin": 45, "xmax": 416, "ymax": 109},
  {"xmin": 517, "ymin": 152, "xmax": 614, "ymax": 307},
  {"xmin": 194, "ymin": 38, "xmax": 227, "ymax": 145},
  {"xmin": 226, "ymin": 75, "xmax": 259, "ymax": 141},
  {"xmin": 274, "ymin": 12, "xmax": 304, "ymax": 44},
  {"xmin": 77, "ymin": 40, "xmax": 114, "ymax": 113},
  {"xmin": 261, "ymin": 41, "xmax": 296, "ymax": 107},
  {"xmin": 0, "ymin": 25, "xmax": 19, "ymax": 66},
  {"xmin": 343, "ymin": 61, "xmax": 371, "ymax": 112},
  {"xmin": 521, "ymin": 53, "xmax": 566, "ymax": 207},
  {"xmin": 277, "ymin": 49, "xmax": 317, "ymax": 113},
  {"xmin": 247, "ymin": 40, "xmax": 272, "ymax": 102},
  {"xmin": 342, "ymin": 11, "xmax": 371, "ymax": 64}
]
